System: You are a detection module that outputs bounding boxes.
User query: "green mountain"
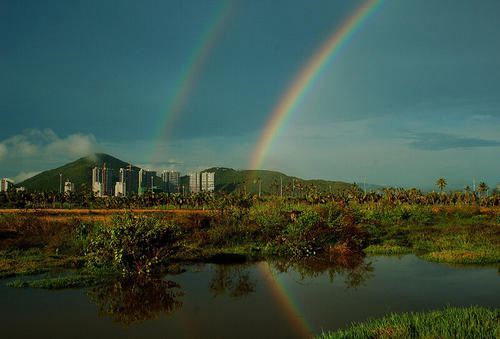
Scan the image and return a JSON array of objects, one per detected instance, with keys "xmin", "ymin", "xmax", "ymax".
[
  {"xmin": 19, "ymin": 153, "xmax": 136, "ymax": 192},
  {"xmin": 203, "ymin": 167, "xmax": 353, "ymax": 194},
  {"xmin": 18, "ymin": 154, "xmax": 356, "ymax": 193}
]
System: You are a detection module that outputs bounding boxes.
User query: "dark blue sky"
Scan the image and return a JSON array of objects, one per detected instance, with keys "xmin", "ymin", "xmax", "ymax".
[{"xmin": 1, "ymin": 0, "xmax": 499, "ymax": 189}]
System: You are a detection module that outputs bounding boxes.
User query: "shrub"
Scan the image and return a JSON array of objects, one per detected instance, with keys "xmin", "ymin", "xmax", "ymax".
[
  {"xmin": 287, "ymin": 209, "xmax": 322, "ymax": 239},
  {"xmin": 85, "ymin": 214, "xmax": 181, "ymax": 276},
  {"xmin": 249, "ymin": 203, "xmax": 289, "ymax": 240}
]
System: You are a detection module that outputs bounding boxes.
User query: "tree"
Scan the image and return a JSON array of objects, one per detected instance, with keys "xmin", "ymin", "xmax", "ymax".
[
  {"xmin": 436, "ymin": 178, "xmax": 447, "ymax": 192},
  {"xmin": 477, "ymin": 182, "xmax": 489, "ymax": 196}
]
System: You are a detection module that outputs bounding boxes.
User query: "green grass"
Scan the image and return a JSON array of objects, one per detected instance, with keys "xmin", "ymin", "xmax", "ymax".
[
  {"xmin": 0, "ymin": 249, "xmax": 84, "ymax": 279},
  {"xmin": 421, "ymin": 249, "xmax": 500, "ymax": 265},
  {"xmin": 318, "ymin": 306, "xmax": 500, "ymax": 339},
  {"xmin": 364, "ymin": 244, "xmax": 413, "ymax": 255},
  {"xmin": 7, "ymin": 274, "xmax": 106, "ymax": 289},
  {"xmin": 360, "ymin": 206, "xmax": 500, "ymax": 264}
]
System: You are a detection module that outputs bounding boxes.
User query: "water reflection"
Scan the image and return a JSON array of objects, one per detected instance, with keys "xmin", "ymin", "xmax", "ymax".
[
  {"xmin": 271, "ymin": 254, "xmax": 373, "ymax": 288},
  {"xmin": 87, "ymin": 277, "xmax": 183, "ymax": 325},
  {"xmin": 86, "ymin": 255, "xmax": 372, "ymax": 325},
  {"xmin": 3, "ymin": 255, "xmax": 498, "ymax": 338},
  {"xmin": 209, "ymin": 264, "xmax": 256, "ymax": 298}
]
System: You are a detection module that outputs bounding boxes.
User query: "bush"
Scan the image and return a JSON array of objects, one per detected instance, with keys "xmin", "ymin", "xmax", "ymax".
[
  {"xmin": 276, "ymin": 205, "xmax": 367, "ymax": 257},
  {"xmin": 249, "ymin": 203, "xmax": 289, "ymax": 240},
  {"xmin": 287, "ymin": 209, "xmax": 322, "ymax": 239},
  {"xmin": 85, "ymin": 214, "xmax": 181, "ymax": 276},
  {"xmin": 207, "ymin": 206, "xmax": 254, "ymax": 246}
]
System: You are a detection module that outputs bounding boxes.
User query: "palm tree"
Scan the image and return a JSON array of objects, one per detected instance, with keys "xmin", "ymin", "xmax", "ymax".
[
  {"xmin": 436, "ymin": 178, "xmax": 447, "ymax": 192},
  {"xmin": 477, "ymin": 182, "xmax": 489, "ymax": 196}
]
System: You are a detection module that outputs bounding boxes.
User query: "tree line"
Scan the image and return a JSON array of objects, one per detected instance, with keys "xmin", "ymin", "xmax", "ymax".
[{"xmin": 0, "ymin": 177, "xmax": 498, "ymax": 209}]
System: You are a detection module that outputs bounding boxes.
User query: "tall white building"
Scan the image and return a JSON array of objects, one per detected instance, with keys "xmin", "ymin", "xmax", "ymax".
[
  {"xmin": 118, "ymin": 166, "xmax": 139, "ymax": 195},
  {"xmin": 92, "ymin": 167, "xmax": 102, "ymax": 195},
  {"xmin": 188, "ymin": 172, "xmax": 201, "ymax": 193},
  {"xmin": 115, "ymin": 181, "xmax": 126, "ymax": 197},
  {"xmin": 161, "ymin": 170, "xmax": 180, "ymax": 193},
  {"xmin": 188, "ymin": 172, "xmax": 215, "ymax": 193},
  {"xmin": 0, "ymin": 178, "xmax": 14, "ymax": 192},
  {"xmin": 64, "ymin": 179, "xmax": 74, "ymax": 194},
  {"xmin": 201, "ymin": 172, "xmax": 215, "ymax": 192},
  {"xmin": 91, "ymin": 164, "xmax": 113, "ymax": 197}
]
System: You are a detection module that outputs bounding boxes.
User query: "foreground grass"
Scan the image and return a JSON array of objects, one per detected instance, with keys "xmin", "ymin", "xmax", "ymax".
[
  {"xmin": 360, "ymin": 207, "xmax": 500, "ymax": 264},
  {"xmin": 319, "ymin": 306, "xmax": 500, "ymax": 339},
  {"xmin": 0, "ymin": 249, "xmax": 83, "ymax": 279},
  {"xmin": 421, "ymin": 249, "xmax": 500, "ymax": 265},
  {"xmin": 364, "ymin": 245, "xmax": 413, "ymax": 256},
  {"xmin": 7, "ymin": 274, "xmax": 106, "ymax": 289}
]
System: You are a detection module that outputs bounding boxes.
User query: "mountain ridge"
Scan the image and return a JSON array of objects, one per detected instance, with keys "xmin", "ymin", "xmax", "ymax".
[
  {"xmin": 19, "ymin": 153, "xmax": 138, "ymax": 192},
  {"xmin": 19, "ymin": 153, "xmax": 357, "ymax": 193}
]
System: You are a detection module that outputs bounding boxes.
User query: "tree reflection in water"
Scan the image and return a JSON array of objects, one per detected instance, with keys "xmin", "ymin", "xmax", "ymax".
[
  {"xmin": 87, "ymin": 277, "xmax": 183, "ymax": 325},
  {"xmin": 271, "ymin": 253, "xmax": 373, "ymax": 288},
  {"xmin": 86, "ymin": 255, "xmax": 371, "ymax": 325},
  {"xmin": 209, "ymin": 264, "xmax": 256, "ymax": 298}
]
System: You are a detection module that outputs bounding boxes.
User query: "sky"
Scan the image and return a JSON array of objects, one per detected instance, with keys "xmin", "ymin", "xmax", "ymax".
[{"xmin": 1, "ymin": 0, "xmax": 499, "ymax": 189}]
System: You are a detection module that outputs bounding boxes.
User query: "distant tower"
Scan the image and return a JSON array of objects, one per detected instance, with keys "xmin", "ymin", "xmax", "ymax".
[
  {"xmin": 201, "ymin": 172, "xmax": 215, "ymax": 192},
  {"xmin": 64, "ymin": 179, "xmax": 74, "ymax": 194},
  {"xmin": 92, "ymin": 166, "xmax": 102, "ymax": 196},
  {"xmin": 161, "ymin": 170, "xmax": 180, "ymax": 193},
  {"xmin": 188, "ymin": 172, "xmax": 201, "ymax": 193},
  {"xmin": 91, "ymin": 164, "xmax": 113, "ymax": 197}
]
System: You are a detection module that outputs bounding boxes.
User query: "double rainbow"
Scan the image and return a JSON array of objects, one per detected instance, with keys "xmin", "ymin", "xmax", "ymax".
[
  {"xmin": 151, "ymin": 1, "xmax": 234, "ymax": 161},
  {"xmin": 249, "ymin": 0, "xmax": 383, "ymax": 170}
]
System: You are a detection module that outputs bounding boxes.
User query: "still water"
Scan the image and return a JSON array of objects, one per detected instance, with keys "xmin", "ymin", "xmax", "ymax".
[{"xmin": 1, "ymin": 255, "xmax": 499, "ymax": 338}]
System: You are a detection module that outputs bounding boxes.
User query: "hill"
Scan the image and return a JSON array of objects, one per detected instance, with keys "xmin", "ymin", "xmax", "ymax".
[
  {"xmin": 203, "ymin": 167, "xmax": 353, "ymax": 194},
  {"xmin": 18, "ymin": 154, "xmax": 356, "ymax": 193},
  {"xmin": 19, "ymin": 153, "xmax": 137, "ymax": 192}
]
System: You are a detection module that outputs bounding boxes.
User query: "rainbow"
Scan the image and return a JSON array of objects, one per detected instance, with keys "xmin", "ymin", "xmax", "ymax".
[
  {"xmin": 152, "ymin": 1, "xmax": 234, "ymax": 160},
  {"xmin": 249, "ymin": 0, "xmax": 383, "ymax": 170},
  {"xmin": 257, "ymin": 262, "xmax": 312, "ymax": 338}
]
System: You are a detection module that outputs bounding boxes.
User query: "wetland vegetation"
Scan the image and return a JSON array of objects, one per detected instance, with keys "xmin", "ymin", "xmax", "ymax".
[
  {"xmin": 1, "ymin": 187, "xmax": 499, "ymax": 337},
  {"xmin": 319, "ymin": 306, "xmax": 500, "ymax": 339}
]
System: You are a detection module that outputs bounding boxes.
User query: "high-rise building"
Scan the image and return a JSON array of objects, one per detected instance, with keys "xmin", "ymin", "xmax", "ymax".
[
  {"xmin": 201, "ymin": 172, "xmax": 215, "ymax": 192},
  {"xmin": 64, "ymin": 179, "xmax": 74, "ymax": 194},
  {"xmin": 161, "ymin": 170, "xmax": 180, "ymax": 193},
  {"xmin": 92, "ymin": 167, "xmax": 102, "ymax": 196},
  {"xmin": 102, "ymin": 164, "xmax": 113, "ymax": 196},
  {"xmin": 0, "ymin": 178, "xmax": 14, "ymax": 192},
  {"xmin": 139, "ymin": 169, "xmax": 156, "ymax": 194},
  {"xmin": 115, "ymin": 181, "xmax": 126, "ymax": 197},
  {"xmin": 118, "ymin": 166, "xmax": 139, "ymax": 195},
  {"xmin": 91, "ymin": 164, "xmax": 113, "ymax": 197},
  {"xmin": 188, "ymin": 172, "xmax": 201, "ymax": 193},
  {"xmin": 187, "ymin": 172, "xmax": 215, "ymax": 193}
]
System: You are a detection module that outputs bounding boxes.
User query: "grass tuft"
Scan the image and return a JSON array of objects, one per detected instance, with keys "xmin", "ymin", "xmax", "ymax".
[
  {"xmin": 318, "ymin": 306, "xmax": 500, "ymax": 339},
  {"xmin": 364, "ymin": 245, "xmax": 412, "ymax": 255},
  {"xmin": 422, "ymin": 249, "xmax": 500, "ymax": 265},
  {"xmin": 6, "ymin": 274, "xmax": 106, "ymax": 289}
]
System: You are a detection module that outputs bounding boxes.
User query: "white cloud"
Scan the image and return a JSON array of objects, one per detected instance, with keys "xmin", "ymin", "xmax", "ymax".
[
  {"xmin": 0, "ymin": 129, "xmax": 99, "ymax": 161},
  {"xmin": 13, "ymin": 171, "xmax": 41, "ymax": 183}
]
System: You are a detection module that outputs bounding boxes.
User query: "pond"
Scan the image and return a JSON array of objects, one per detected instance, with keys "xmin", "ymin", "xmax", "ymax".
[{"xmin": 1, "ymin": 255, "xmax": 499, "ymax": 338}]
